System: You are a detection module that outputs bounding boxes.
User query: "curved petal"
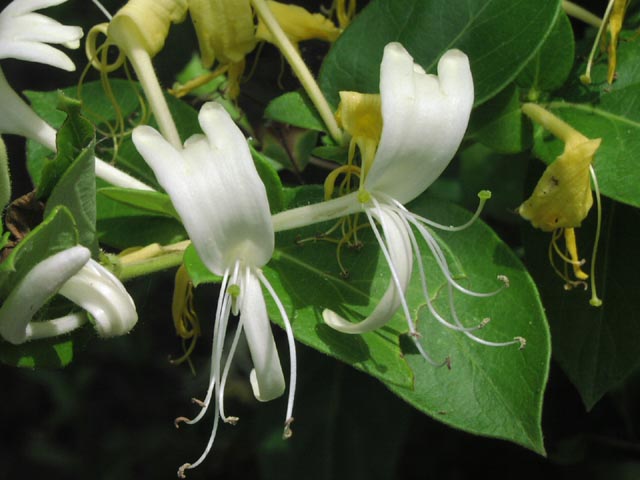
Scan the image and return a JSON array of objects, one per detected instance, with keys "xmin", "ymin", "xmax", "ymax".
[
  {"xmin": 365, "ymin": 42, "xmax": 474, "ymax": 204},
  {"xmin": 58, "ymin": 259, "xmax": 138, "ymax": 337},
  {"xmin": 2, "ymin": 0, "xmax": 70, "ymax": 17},
  {"xmin": 0, "ymin": 246, "xmax": 91, "ymax": 344},
  {"xmin": 241, "ymin": 268, "xmax": 285, "ymax": 402},
  {"xmin": 323, "ymin": 207, "xmax": 413, "ymax": 333},
  {"xmin": 0, "ymin": 0, "xmax": 82, "ymax": 70},
  {"xmin": 0, "ymin": 69, "xmax": 57, "ymax": 148},
  {"xmin": 132, "ymin": 102, "xmax": 273, "ymax": 275}
]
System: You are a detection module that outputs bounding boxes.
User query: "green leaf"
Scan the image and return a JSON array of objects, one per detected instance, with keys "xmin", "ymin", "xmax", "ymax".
[
  {"xmin": 522, "ymin": 197, "xmax": 640, "ymax": 409},
  {"xmin": 264, "ymin": 91, "xmax": 327, "ymax": 131},
  {"xmin": 37, "ymin": 95, "xmax": 95, "ymax": 199},
  {"xmin": 468, "ymin": 84, "xmax": 532, "ymax": 153},
  {"xmin": 516, "ymin": 11, "xmax": 575, "ymax": 96},
  {"xmin": 319, "ymin": 0, "xmax": 561, "ymax": 106},
  {"xmin": 251, "ymin": 145, "xmax": 285, "ymax": 214},
  {"xmin": 534, "ymin": 36, "xmax": 640, "ymax": 208},
  {"xmin": 96, "ymin": 195, "xmax": 186, "ymax": 249},
  {"xmin": 98, "ymin": 188, "xmax": 180, "ymax": 220},
  {"xmin": 45, "ymin": 140, "xmax": 97, "ymax": 254}
]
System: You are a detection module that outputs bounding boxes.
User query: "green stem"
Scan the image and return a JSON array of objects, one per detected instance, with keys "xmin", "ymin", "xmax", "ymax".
[
  {"xmin": 117, "ymin": 250, "xmax": 185, "ymax": 281},
  {"xmin": 562, "ymin": 1, "xmax": 603, "ymax": 28},
  {"xmin": 250, "ymin": 0, "xmax": 343, "ymax": 144}
]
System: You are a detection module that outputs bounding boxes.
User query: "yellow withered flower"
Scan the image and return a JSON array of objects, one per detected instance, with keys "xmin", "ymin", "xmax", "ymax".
[{"xmin": 519, "ymin": 103, "xmax": 603, "ymax": 306}]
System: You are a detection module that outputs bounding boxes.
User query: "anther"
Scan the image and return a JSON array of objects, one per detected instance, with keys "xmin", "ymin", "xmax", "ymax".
[
  {"xmin": 479, "ymin": 318, "xmax": 490, "ymax": 328},
  {"xmin": 191, "ymin": 398, "xmax": 206, "ymax": 408},
  {"xmin": 225, "ymin": 416, "xmax": 239, "ymax": 425},
  {"xmin": 177, "ymin": 463, "xmax": 191, "ymax": 479},
  {"xmin": 283, "ymin": 417, "xmax": 295, "ymax": 440},
  {"xmin": 514, "ymin": 337, "xmax": 527, "ymax": 350},
  {"xmin": 497, "ymin": 275, "xmax": 510, "ymax": 288},
  {"xmin": 174, "ymin": 416, "xmax": 191, "ymax": 428}
]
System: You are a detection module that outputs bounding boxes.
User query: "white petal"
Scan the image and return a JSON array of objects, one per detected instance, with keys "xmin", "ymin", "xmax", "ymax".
[
  {"xmin": 132, "ymin": 102, "xmax": 274, "ymax": 274},
  {"xmin": 323, "ymin": 207, "xmax": 413, "ymax": 333},
  {"xmin": 0, "ymin": 68, "xmax": 57, "ymax": 148},
  {"xmin": 2, "ymin": 0, "xmax": 70, "ymax": 17},
  {"xmin": 58, "ymin": 259, "xmax": 138, "ymax": 337},
  {"xmin": 241, "ymin": 268, "xmax": 285, "ymax": 402},
  {"xmin": 365, "ymin": 43, "xmax": 474, "ymax": 204},
  {"xmin": 0, "ymin": 246, "xmax": 91, "ymax": 344},
  {"xmin": 0, "ymin": 0, "xmax": 82, "ymax": 70}
]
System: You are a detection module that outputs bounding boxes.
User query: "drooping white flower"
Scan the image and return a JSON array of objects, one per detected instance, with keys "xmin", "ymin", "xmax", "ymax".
[
  {"xmin": 132, "ymin": 101, "xmax": 297, "ymax": 478},
  {"xmin": 273, "ymin": 42, "xmax": 523, "ymax": 363},
  {"xmin": 0, "ymin": 245, "xmax": 138, "ymax": 344},
  {"xmin": 0, "ymin": 0, "xmax": 152, "ymax": 190}
]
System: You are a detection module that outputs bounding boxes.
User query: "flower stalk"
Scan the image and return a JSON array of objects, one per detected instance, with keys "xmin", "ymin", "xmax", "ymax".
[{"xmin": 250, "ymin": 0, "xmax": 343, "ymax": 144}]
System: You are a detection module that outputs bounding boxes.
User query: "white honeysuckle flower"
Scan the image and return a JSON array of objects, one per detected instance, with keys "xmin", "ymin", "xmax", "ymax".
[
  {"xmin": 132, "ymin": 101, "xmax": 297, "ymax": 478},
  {"xmin": 0, "ymin": 246, "xmax": 138, "ymax": 344},
  {"xmin": 0, "ymin": 0, "xmax": 83, "ymax": 71},
  {"xmin": 0, "ymin": 0, "xmax": 153, "ymax": 190},
  {"xmin": 273, "ymin": 42, "xmax": 524, "ymax": 364}
]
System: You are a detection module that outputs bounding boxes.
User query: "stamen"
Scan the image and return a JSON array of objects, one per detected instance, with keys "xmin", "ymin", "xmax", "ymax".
[
  {"xmin": 176, "ymin": 397, "xmax": 220, "ymax": 476},
  {"xmin": 367, "ymin": 200, "xmax": 444, "ymax": 366},
  {"xmin": 283, "ymin": 417, "xmax": 295, "ymax": 439},
  {"xmin": 588, "ymin": 165, "xmax": 603, "ymax": 307},
  {"xmin": 91, "ymin": 0, "xmax": 113, "ymax": 20},
  {"xmin": 180, "ymin": 269, "xmax": 231, "ymax": 426},
  {"xmin": 407, "ymin": 217, "xmax": 507, "ymax": 298},
  {"xmin": 258, "ymin": 269, "xmax": 298, "ymax": 431},
  {"xmin": 217, "ymin": 316, "xmax": 244, "ymax": 423},
  {"xmin": 398, "ymin": 212, "xmax": 489, "ymax": 334},
  {"xmin": 174, "ymin": 416, "xmax": 191, "ymax": 428},
  {"xmin": 384, "ymin": 190, "xmax": 491, "ymax": 232},
  {"xmin": 402, "ymin": 209, "xmax": 523, "ymax": 349}
]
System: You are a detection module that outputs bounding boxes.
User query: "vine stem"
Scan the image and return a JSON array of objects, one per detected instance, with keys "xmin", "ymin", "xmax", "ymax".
[{"xmin": 250, "ymin": 0, "xmax": 343, "ymax": 144}]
